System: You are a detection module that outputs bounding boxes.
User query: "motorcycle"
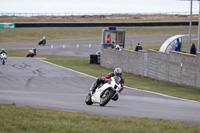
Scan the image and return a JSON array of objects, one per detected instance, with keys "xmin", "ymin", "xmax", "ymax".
[
  {"xmin": 27, "ymin": 48, "xmax": 37, "ymax": 57},
  {"xmin": 85, "ymin": 76, "xmax": 121, "ymax": 106},
  {"xmin": 38, "ymin": 39, "xmax": 46, "ymax": 45},
  {"xmin": 115, "ymin": 44, "xmax": 122, "ymax": 51},
  {"xmin": 0, "ymin": 53, "xmax": 7, "ymax": 65}
]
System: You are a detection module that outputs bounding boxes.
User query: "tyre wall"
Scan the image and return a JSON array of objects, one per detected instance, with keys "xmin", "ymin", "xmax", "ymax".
[{"xmin": 15, "ymin": 21, "xmax": 198, "ymax": 27}]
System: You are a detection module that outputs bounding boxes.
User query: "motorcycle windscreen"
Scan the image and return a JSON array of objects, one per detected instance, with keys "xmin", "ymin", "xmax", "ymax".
[{"xmin": 113, "ymin": 76, "xmax": 121, "ymax": 85}]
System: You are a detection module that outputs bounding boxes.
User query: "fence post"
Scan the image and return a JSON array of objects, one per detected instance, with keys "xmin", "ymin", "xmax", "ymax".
[{"xmin": 144, "ymin": 53, "xmax": 148, "ymax": 77}]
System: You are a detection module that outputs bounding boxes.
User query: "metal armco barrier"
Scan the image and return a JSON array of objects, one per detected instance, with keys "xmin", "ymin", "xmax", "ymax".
[{"xmin": 15, "ymin": 21, "xmax": 198, "ymax": 28}]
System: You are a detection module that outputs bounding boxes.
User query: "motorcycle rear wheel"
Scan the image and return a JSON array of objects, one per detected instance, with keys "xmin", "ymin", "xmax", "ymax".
[
  {"xmin": 85, "ymin": 93, "xmax": 93, "ymax": 105},
  {"xmin": 99, "ymin": 89, "xmax": 113, "ymax": 106},
  {"xmin": 2, "ymin": 60, "xmax": 5, "ymax": 65}
]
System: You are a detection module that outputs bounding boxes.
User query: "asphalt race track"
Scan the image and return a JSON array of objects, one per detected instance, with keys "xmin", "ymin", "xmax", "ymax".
[
  {"xmin": 0, "ymin": 35, "xmax": 200, "ymax": 124},
  {"xmin": 0, "ymin": 35, "xmax": 175, "ymax": 57},
  {"xmin": 0, "ymin": 57, "xmax": 200, "ymax": 124}
]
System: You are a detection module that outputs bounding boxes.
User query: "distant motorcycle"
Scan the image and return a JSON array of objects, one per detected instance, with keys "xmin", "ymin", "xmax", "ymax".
[
  {"xmin": 27, "ymin": 48, "xmax": 37, "ymax": 57},
  {"xmin": 38, "ymin": 39, "xmax": 46, "ymax": 45},
  {"xmin": 85, "ymin": 76, "xmax": 121, "ymax": 106},
  {"xmin": 115, "ymin": 44, "xmax": 122, "ymax": 51},
  {"xmin": 0, "ymin": 53, "xmax": 7, "ymax": 65}
]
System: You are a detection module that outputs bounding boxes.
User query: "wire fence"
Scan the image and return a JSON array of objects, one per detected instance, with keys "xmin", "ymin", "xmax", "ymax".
[{"xmin": 0, "ymin": 12, "xmax": 199, "ymax": 17}]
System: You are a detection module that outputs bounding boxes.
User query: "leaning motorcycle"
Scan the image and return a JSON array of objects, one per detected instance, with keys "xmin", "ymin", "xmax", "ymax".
[
  {"xmin": 27, "ymin": 48, "xmax": 37, "ymax": 57},
  {"xmin": 85, "ymin": 76, "xmax": 121, "ymax": 106},
  {"xmin": 38, "ymin": 39, "xmax": 46, "ymax": 45},
  {"xmin": 0, "ymin": 53, "xmax": 7, "ymax": 65}
]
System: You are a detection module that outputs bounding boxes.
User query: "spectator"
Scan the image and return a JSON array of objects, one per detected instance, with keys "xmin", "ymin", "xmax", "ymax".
[
  {"xmin": 190, "ymin": 43, "xmax": 196, "ymax": 55},
  {"xmin": 106, "ymin": 34, "xmax": 111, "ymax": 43},
  {"xmin": 111, "ymin": 42, "xmax": 116, "ymax": 49},
  {"xmin": 135, "ymin": 43, "xmax": 143, "ymax": 52},
  {"xmin": 175, "ymin": 38, "xmax": 181, "ymax": 52}
]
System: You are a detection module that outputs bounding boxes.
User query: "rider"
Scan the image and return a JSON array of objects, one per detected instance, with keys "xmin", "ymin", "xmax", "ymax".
[
  {"xmin": 0, "ymin": 48, "xmax": 7, "ymax": 55},
  {"xmin": 92, "ymin": 68, "xmax": 125, "ymax": 94},
  {"xmin": 40, "ymin": 36, "xmax": 46, "ymax": 44}
]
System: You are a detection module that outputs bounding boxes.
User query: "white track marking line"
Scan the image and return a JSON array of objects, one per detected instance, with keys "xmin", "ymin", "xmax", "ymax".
[{"xmin": 39, "ymin": 59, "xmax": 199, "ymax": 103}]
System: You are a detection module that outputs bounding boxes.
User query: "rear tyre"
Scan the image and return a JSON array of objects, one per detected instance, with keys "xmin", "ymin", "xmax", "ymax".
[
  {"xmin": 99, "ymin": 89, "xmax": 113, "ymax": 106},
  {"xmin": 85, "ymin": 93, "xmax": 93, "ymax": 105}
]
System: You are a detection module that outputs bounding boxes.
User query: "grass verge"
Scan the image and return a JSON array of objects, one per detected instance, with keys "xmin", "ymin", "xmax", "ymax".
[
  {"xmin": 0, "ymin": 26, "xmax": 198, "ymax": 43},
  {"xmin": 0, "ymin": 103, "xmax": 200, "ymax": 133}
]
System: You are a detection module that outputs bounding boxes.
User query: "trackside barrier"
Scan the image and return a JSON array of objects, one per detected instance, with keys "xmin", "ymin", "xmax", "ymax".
[
  {"xmin": 14, "ymin": 21, "xmax": 198, "ymax": 28},
  {"xmin": 100, "ymin": 49, "xmax": 200, "ymax": 89},
  {"xmin": 0, "ymin": 23, "xmax": 15, "ymax": 28}
]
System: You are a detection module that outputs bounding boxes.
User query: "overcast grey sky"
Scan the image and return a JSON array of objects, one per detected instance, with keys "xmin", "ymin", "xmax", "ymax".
[{"xmin": 0, "ymin": 0, "xmax": 199, "ymax": 14}]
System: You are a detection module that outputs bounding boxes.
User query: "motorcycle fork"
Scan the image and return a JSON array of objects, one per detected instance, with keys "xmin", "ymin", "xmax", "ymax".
[{"xmin": 100, "ymin": 88, "xmax": 109, "ymax": 98}]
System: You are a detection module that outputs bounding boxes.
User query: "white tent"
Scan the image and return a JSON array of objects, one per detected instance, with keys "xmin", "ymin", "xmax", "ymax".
[{"xmin": 159, "ymin": 35, "xmax": 186, "ymax": 53}]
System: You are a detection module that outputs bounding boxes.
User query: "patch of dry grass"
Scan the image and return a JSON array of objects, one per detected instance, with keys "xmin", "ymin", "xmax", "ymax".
[{"xmin": 0, "ymin": 14, "xmax": 198, "ymax": 23}]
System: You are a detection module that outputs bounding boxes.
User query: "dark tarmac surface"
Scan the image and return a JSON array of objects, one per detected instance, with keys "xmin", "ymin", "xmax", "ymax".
[
  {"xmin": 0, "ymin": 35, "xmax": 174, "ymax": 57},
  {"xmin": 0, "ymin": 35, "xmax": 200, "ymax": 124},
  {"xmin": 0, "ymin": 57, "xmax": 200, "ymax": 124}
]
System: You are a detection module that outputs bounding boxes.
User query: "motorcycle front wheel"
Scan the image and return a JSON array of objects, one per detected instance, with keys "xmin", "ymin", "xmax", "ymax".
[
  {"xmin": 85, "ymin": 93, "xmax": 93, "ymax": 105},
  {"xmin": 2, "ymin": 60, "xmax": 5, "ymax": 65},
  {"xmin": 99, "ymin": 89, "xmax": 113, "ymax": 106}
]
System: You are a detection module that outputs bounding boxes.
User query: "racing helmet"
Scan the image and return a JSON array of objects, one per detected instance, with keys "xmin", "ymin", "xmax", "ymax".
[
  {"xmin": 1, "ymin": 48, "xmax": 5, "ymax": 51},
  {"xmin": 114, "ymin": 68, "xmax": 122, "ymax": 76}
]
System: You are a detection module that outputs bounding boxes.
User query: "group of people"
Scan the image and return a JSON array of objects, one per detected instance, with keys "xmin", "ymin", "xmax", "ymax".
[
  {"xmin": 175, "ymin": 38, "xmax": 196, "ymax": 55},
  {"xmin": 134, "ymin": 38, "xmax": 197, "ymax": 55}
]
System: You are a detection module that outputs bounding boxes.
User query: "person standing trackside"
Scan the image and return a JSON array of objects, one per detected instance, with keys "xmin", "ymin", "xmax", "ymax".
[
  {"xmin": 190, "ymin": 43, "xmax": 196, "ymax": 55},
  {"xmin": 111, "ymin": 42, "xmax": 116, "ymax": 49},
  {"xmin": 175, "ymin": 38, "xmax": 181, "ymax": 52},
  {"xmin": 106, "ymin": 34, "xmax": 111, "ymax": 43},
  {"xmin": 135, "ymin": 43, "xmax": 143, "ymax": 52}
]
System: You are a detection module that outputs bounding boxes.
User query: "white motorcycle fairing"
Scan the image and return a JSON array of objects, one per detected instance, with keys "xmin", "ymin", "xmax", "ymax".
[
  {"xmin": 91, "ymin": 83, "xmax": 111, "ymax": 103},
  {"xmin": 90, "ymin": 76, "xmax": 121, "ymax": 103},
  {"xmin": 1, "ymin": 53, "xmax": 7, "ymax": 65}
]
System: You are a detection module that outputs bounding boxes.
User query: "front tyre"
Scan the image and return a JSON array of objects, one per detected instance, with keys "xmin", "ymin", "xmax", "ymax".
[
  {"xmin": 85, "ymin": 93, "xmax": 93, "ymax": 105},
  {"xmin": 2, "ymin": 59, "xmax": 5, "ymax": 65},
  {"xmin": 112, "ymin": 93, "xmax": 119, "ymax": 101},
  {"xmin": 99, "ymin": 89, "xmax": 113, "ymax": 106}
]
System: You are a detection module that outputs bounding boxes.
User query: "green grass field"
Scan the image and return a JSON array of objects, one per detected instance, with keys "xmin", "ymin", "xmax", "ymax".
[
  {"xmin": 0, "ymin": 26, "xmax": 198, "ymax": 43},
  {"xmin": 1, "ymin": 103, "xmax": 200, "ymax": 133}
]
